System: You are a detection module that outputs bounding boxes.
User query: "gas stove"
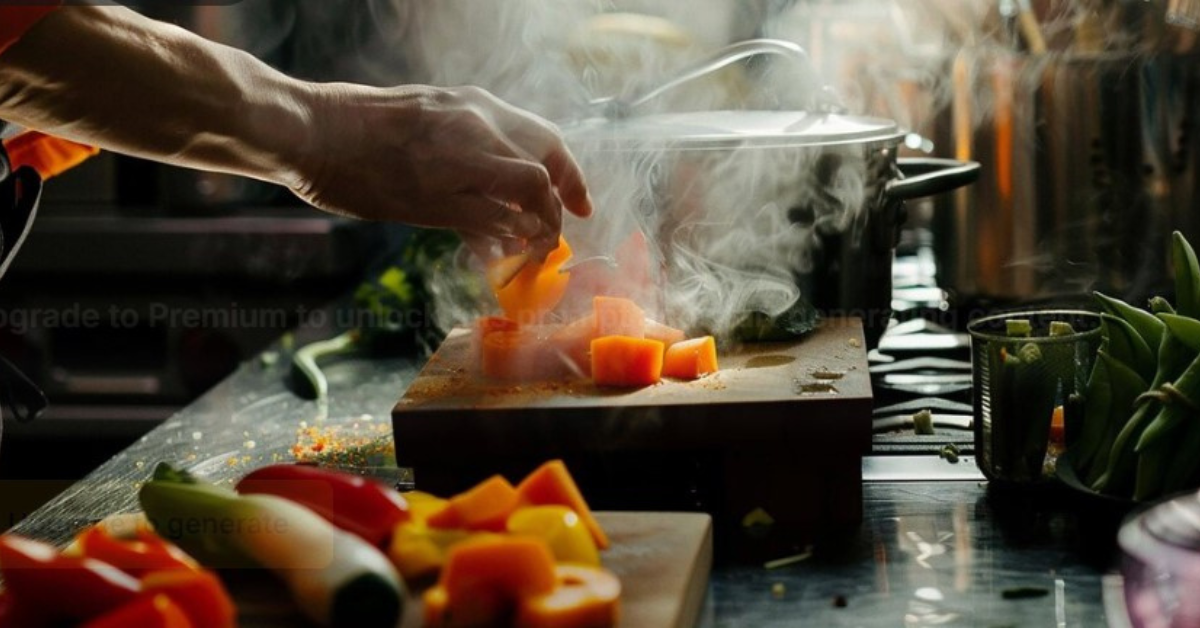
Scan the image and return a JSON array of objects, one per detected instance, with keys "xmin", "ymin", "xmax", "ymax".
[{"xmin": 863, "ymin": 227, "xmax": 984, "ymax": 481}]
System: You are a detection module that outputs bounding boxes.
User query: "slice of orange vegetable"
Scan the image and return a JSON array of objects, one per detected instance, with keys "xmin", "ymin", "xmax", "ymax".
[
  {"xmin": 422, "ymin": 536, "xmax": 558, "ymax": 628},
  {"xmin": 141, "ymin": 570, "xmax": 235, "ymax": 628},
  {"xmin": 1049, "ymin": 405, "xmax": 1066, "ymax": 447},
  {"xmin": 593, "ymin": 296, "xmax": 645, "ymax": 338},
  {"xmin": 80, "ymin": 594, "xmax": 192, "ymax": 628},
  {"xmin": 662, "ymin": 336, "xmax": 719, "ymax": 380},
  {"xmin": 548, "ymin": 314, "xmax": 598, "ymax": 376},
  {"xmin": 426, "ymin": 475, "xmax": 520, "ymax": 532},
  {"xmin": 516, "ymin": 564, "xmax": 621, "ymax": 628},
  {"xmin": 644, "ymin": 319, "xmax": 686, "ymax": 348},
  {"xmin": 516, "ymin": 460, "xmax": 610, "ymax": 550},
  {"xmin": 591, "ymin": 336, "xmax": 663, "ymax": 388},
  {"xmin": 495, "ymin": 236, "xmax": 573, "ymax": 323}
]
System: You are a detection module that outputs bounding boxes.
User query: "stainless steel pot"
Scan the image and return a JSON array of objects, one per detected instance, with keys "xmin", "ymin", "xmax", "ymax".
[
  {"xmin": 932, "ymin": 50, "xmax": 1199, "ymax": 307},
  {"xmin": 565, "ymin": 40, "xmax": 980, "ymax": 346}
]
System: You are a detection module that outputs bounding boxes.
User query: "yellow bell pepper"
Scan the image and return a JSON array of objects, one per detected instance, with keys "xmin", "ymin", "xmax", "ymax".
[
  {"xmin": 400, "ymin": 491, "xmax": 448, "ymax": 523},
  {"xmin": 386, "ymin": 522, "xmax": 476, "ymax": 583},
  {"xmin": 506, "ymin": 505, "xmax": 601, "ymax": 566}
]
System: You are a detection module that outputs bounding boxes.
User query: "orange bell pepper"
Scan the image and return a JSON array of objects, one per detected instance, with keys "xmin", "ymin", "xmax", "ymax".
[
  {"xmin": 662, "ymin": 336, "xmax": 719, "ymax": 379},
  {"xmin": 516, "ymin": 460, "xmax": 609, "ymax": 550},
  {"xmin": 80, "ymin": 594, "xmax": 192, "ymax": 628},
  {"xmin": 590, "ymin": 336, "xmax": 664, "ymax": 388},
  {"xmin": 401, "ymin": 491, "xmax": 450, "ymax": 523},
  {"xmin": 426, "ymin": 475, "xmax": 520, "ymax": 532},
  {"xmin": 494, "ymin": 236, "xmax": 573, "ymax": 323},
  {"xmin": 75, "ymin": 525, "xmax": 199, "ymax": 577},
  {"xmin": 422, "ymin": 536, "xmax": 558, "ymax": 628},
  {"xmin": 516, "ymin": 564, "xmax": 621, "ymax": 628},
  {"xmin": 141, "ymin": 570, "xmax": 236, "ymax": 628},
  {"xmin": 593, "ymin": 296, "xmax": 645, "ymax": 338},
  {"xmin": 645, "ymin": 319, "xmax": 686, "ymax": 348}
]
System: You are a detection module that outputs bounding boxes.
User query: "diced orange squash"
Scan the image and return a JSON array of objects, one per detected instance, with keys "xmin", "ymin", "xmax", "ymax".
[
  {"xmin": 422, "ymin": 536, "xmax": 558, "ymax": 628},
  {"xmin": 516, "ymin": 460, "xmax": 610, "ymax": 550},
  {"xmin": 548, "ymin": 314, "xmax": 598, "ymax": 376},
  {"xmin": 401, "ymin": 491, "xmax": 449, "ymax": 523},
  {"xmin": 594, "ymin": 296, "xmax": 644, "ymax": 338},
  {"xmin": 141, "ymin": 570, "xmax": 236, "ymax": 628},
  {"xmin": 644, "ymin": 320, "xmax": 685, "ymax": 347},
  {"xmin": 516, "ymin": 565, "xmax": 621, "ymax": 628},
  {"xmin": 485, "ymin": 252, "xmax": 532, "ymax": 291},
  {"xmin": 591, "ymin": 336, "xmax": 663, "ymax": 389},
  {"xmin": 81, "ymin": 595, "xmax": 193, "ymax": 628},
  {"xmin": 495, "ymin": 237, "xmax": 573, "ymax": 323},
  {"xmin": 426, "ymin": 475, "xmax": 520, "ymax": 532},
  {"xmin": 662, "ymin": 336, "xmax": 719, "ymax": 380}
]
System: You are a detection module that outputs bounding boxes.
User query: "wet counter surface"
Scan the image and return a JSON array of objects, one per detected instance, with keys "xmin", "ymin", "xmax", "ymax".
[{"xmin": 10, "ymin": 342, "xmax": 1120, "ymax": 626}]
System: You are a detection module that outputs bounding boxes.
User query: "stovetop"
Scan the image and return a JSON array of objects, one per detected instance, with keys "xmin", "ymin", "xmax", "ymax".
[{"xmin": 863, "ymin": 228, "xmax": 983, "ymax": 481}]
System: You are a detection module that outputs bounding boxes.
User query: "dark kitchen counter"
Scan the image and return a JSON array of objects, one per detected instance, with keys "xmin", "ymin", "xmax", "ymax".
[{"xmin": 7, "ymin": 331, "xmax": 1125, "ymax": 627}]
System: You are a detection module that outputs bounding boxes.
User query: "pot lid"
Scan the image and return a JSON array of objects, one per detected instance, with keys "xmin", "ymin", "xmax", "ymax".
[{"xmin": 564, "ymin": 110, "xmax": 905, "ymax": 150}]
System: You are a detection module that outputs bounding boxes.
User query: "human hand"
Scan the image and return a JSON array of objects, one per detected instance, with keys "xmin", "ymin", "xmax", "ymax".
[{"xmin": 293, "ymin": 84, "xmax": 592, "ymax": 261}]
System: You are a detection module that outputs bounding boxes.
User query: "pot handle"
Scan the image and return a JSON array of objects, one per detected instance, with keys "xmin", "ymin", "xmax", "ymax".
[{"xmin": 886, "ymin": 157, "xmax": 980, "ymax": 201}]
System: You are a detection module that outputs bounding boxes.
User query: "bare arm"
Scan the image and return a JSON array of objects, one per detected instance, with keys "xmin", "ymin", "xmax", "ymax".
[{"xmin": 0, "ymin": 4, "xmax": 590, "ymax": 256}]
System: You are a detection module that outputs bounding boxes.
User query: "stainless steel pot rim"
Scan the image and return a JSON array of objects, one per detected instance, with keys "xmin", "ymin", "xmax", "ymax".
[{"xmin": 564, "ymin": 110, "xmax": 907, "ymax": 151}]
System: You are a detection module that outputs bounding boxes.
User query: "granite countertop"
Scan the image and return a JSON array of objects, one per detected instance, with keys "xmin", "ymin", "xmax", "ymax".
[{"xmin": 9, "ymin": 333, "xmax": 1123, "ymax": 627}]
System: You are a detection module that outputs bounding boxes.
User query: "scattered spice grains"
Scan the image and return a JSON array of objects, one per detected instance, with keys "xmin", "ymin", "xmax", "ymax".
[{"xmin": 291, "ymin": 422, "xmax": 394, "ymax": 466}]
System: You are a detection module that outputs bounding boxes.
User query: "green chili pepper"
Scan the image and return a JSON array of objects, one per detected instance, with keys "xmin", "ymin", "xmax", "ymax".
[
  {"xmin": 1173, "ymin": 231, "xmax": 1200, "ymax": 319},
  {"xmin": 1084, "ymin": 351, "xmax": 1149, "ymax": 488},
  {"xmin": 1101, "ymin": 314, "xmax": 1157, "ymax": 382}
]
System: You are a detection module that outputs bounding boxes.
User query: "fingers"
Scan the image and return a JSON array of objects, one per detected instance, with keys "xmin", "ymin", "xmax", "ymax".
[{"xmin": 458, "ymin": 88, "xmax": 593, "ymax": 219}]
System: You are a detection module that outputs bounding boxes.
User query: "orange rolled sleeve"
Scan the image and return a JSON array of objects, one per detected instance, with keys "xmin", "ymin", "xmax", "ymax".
[
  {"xmin": 3, "ymin": 131, "xmax": 99, "ymax": 179},
  {"xmin": 0, "ymin": 3, "xmax": 62, "ymax": 58}
]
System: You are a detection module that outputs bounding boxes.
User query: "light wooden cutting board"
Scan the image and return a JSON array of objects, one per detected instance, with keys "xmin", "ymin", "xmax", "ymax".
[{"xmin": 235, "ymin": 511, "xmax": 713, "ymax": 628}]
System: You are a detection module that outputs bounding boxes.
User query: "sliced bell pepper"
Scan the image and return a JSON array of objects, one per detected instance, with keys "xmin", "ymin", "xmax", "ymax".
[
  {"xmin": 506, "ymin": 505, "xmax": 600, "ymax": 566},
  {"xmin": 80, "ymin": 594, "xmax": 193, "ymax": 628},
  {"xmin": 516, "ymin": 460, "xmax": 609, "ymax": 550},
  {"xmin": 516, "ymin": 564, "xmax": 621, "ymax": 628},
  {"xmin": 426, "ymin": 475, "xmax": 520, "ymax": 532},
  {"xmin": 235, "ymin": 463, "xmax": 411, "ymax": 548},
  {"xmin": 386, "ymin": 522, "xmax": 477, "ymax": 583},
  {"xmin": 422, "ymin": 536, "xmax": 559, "ymax": 628},
  {"xmin": 494, "ymin": 236, "xmax": 573, "ymax": 323},
  {"xmin": 591, "ymin": 336, "xmax": 664, "ymax": 388},
  {"xmin": 0, "ymin": 590, "xmax": 44, "ymax": 628},
  {"xmin": 74, "ymin": 525, "xmax": 199, "ymax": 577},
  {"xmin": 401, "ymin": 491, "xmax": 449, "ymax": 523},
  {"xmin": 141, "ymin": 570, "xmax": 236, "ymax": 628},
  {"xmin": 662, "ymin": 336, "xmax": 719, "ymax": 380},
  {"xmin": 0, "ymin": 535, "xmax": 142, "ymax": 623}
]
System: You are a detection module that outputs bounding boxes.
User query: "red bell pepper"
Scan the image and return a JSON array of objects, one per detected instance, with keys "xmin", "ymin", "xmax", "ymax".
[
  {"xmin": 0, "ymin": 535, "xmax": 141, "ymax": 623},
  {"xmin": 235, "ymin": 463, "xmax": 411, "ymax": 547},
  {"xmin": 80, "ymin": 594, "xmax": 193, "ymax": 628},
  {"xmin": 75, "ymin": 525, "xmax": 199, "ymax": 577}
]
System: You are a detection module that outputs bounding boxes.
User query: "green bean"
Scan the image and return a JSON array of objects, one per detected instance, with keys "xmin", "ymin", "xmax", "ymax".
[
  {"xmin": 1095, "ymin": 292, "xmax": 1165, "ymax": 358},
  {"xmin": 1173, "ymin": 231, "xmax": 1200, "ymax": 319},
  {"xmin": 1133, "ymin": 352, "xmax": 1200, "ymax": 499},
  {"xmin": 1101, "ymin": 314, "xmax": 1157, "ymax": 382}
]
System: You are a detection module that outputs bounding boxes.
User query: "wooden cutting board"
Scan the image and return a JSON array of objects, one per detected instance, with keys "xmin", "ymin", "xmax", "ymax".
[
  {"xmin": 393, "ymin": 317, "xmax": 873, "ymax": 458},
  {"xmin": 235, "ymin": 512, "xmax": 713, "ymax": 628}
]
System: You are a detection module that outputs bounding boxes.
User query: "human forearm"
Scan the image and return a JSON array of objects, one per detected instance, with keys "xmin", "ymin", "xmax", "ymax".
[{"xmin": 0, "ymin": 4, "xmax": 312, "ymax": 189}]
